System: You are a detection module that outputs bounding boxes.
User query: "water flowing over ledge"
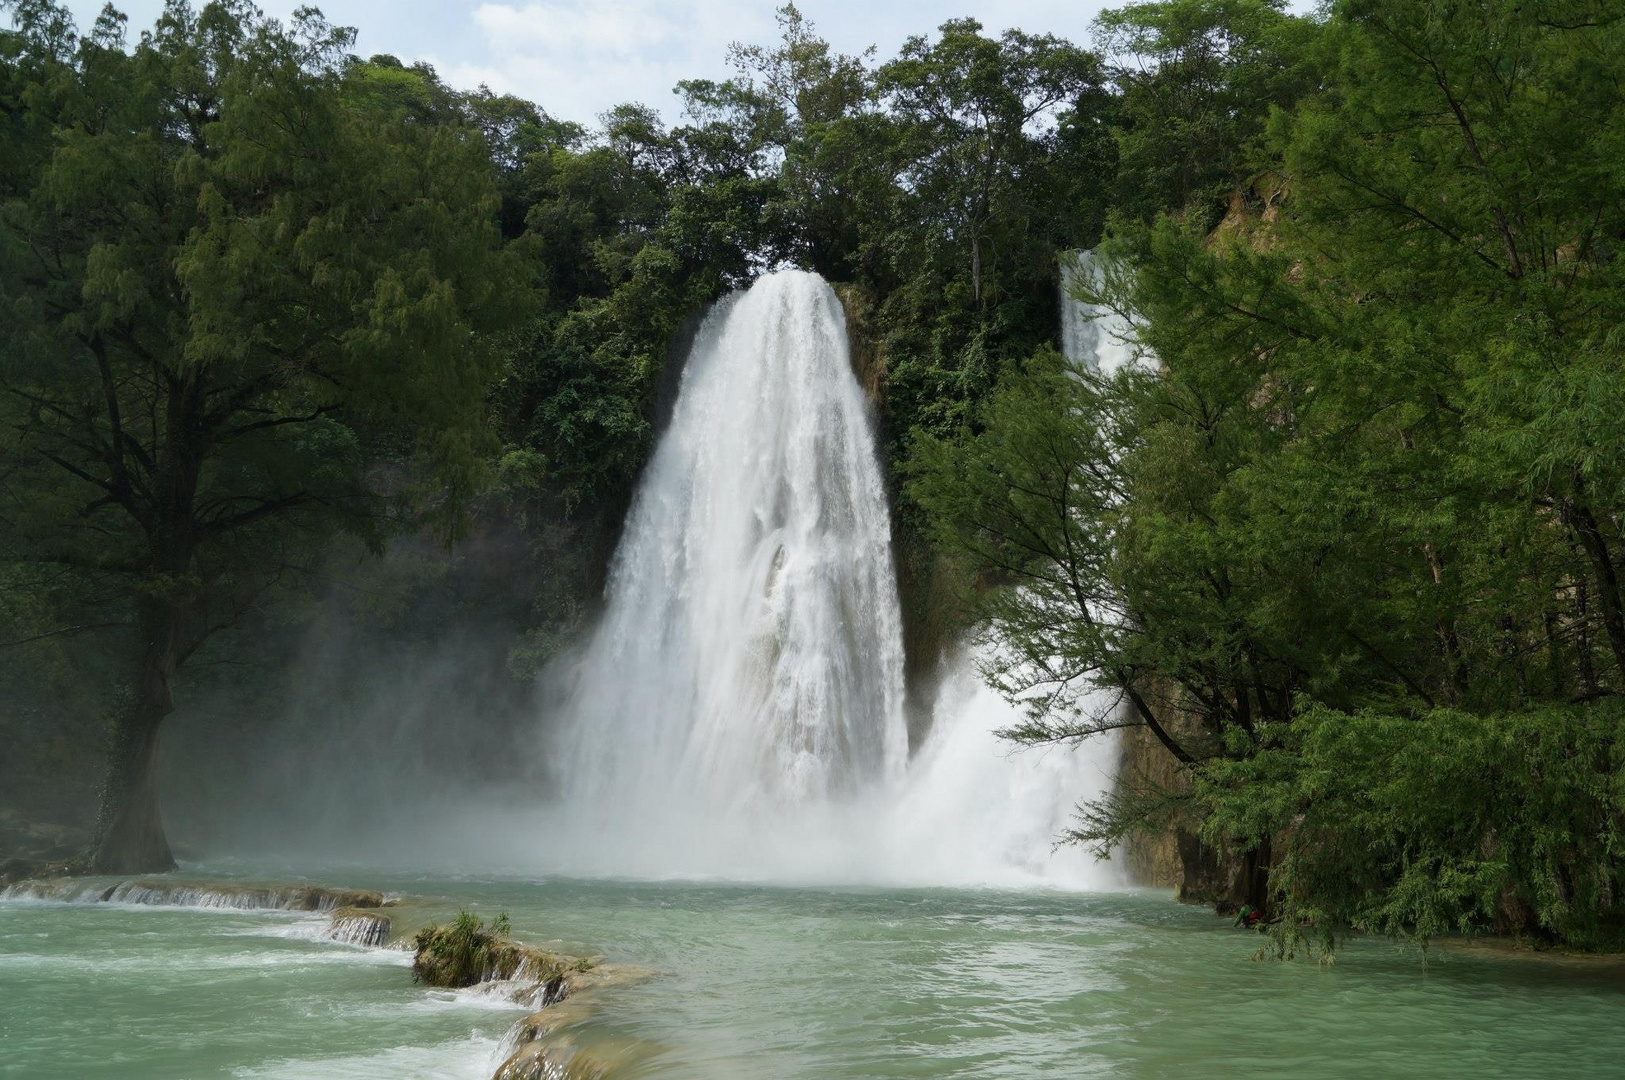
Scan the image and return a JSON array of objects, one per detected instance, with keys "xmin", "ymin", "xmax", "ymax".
[
  {"xmin": 531, "ymin": 269, "xmax": 1121, "ymax": 889},
  {"xmin": 0, "ymin": 876, "xmax": 385, "ymax": 912},
  {"xmin": 0, "ymin": 873, "xmax": 654, "ymax": 1080},
  {"xmin": 554, "ymin": 270, "xmax": 907, "ymax": 813}
]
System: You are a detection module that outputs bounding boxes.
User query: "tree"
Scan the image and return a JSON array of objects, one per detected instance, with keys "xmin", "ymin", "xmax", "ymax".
[
  {"xmin": 1094, "ymin": 0, "xmax": 1323, "ymax": 223},
  {"xmin": 0, "ymin": 1, "xmax": 522, "ymax": 871},
  {"xmin": 880, "ymin": 19, "xmax": 1105, "ymax": 308},
  {"xmin": 913, "ymin": 0, "xmax": 1625, "ymax": 949},
  {"xmin": 723, "ymin": 3, "xmax": 883, "ymax": 279}
]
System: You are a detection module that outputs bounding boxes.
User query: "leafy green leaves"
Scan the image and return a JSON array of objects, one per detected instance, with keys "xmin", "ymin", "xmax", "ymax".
[
  {"xmin": 916, "ymin": 0, "xmax": 1625, "ymax": 950},
  {"xmin": 1204, "ymin": 704, "xmax": 1625, "ymax": 955}
]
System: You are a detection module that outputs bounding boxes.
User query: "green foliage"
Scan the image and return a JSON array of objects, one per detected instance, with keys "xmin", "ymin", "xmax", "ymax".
[
  {"xmin": 1201, "ymin": 704, "xmax": 1625, "ymax": 956},
  {"xmin": 873, "ymin": 19, "xmax": 1114, "ymax": 460},
  {"xmin": 10, "ymin": 0, "xmax": 1612, "ymax": 959},
  {"xmin": 0, "ymin": 0, "xmax": 524, "ymax": 866},
  {"xmin": 907, "ymin": 350, "xmax": 1146, "ymax": 745},
  {"xmin": 1096, "ymin": 0, "xmax": 1323, "ymax": 223},
  {"xmin": 411, "ymin": 909, "xmax": 514, "ymax": 988},
  {"xmin": 915, "ymin": 0, "xmax": 1625, "ymax": 952}
]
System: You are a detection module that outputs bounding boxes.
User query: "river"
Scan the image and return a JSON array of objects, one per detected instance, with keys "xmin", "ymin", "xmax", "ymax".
[{"xmin": 4, "ymin": 872, "xmax": 1622, "ymax": 1079}]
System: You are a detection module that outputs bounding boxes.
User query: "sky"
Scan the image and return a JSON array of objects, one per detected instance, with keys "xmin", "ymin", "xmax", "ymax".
[{"xmin": 59, "ymin": 0, "xmax": 1128, "ymax": 125}]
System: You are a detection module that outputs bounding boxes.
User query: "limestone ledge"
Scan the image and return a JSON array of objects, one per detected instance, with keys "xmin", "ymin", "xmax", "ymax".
[
  {"xmin": 326, "ymin": 905, "xmax": 395, "ymax": 947},
  {"xmin": 489, "ymin": 963, "xmax": 658, "ymax": 1080},
  {"xmin": 0, "ymin": 874, "xmax": 656, "ymax": 1079},
  {"xmin": 408, "ymin": 916, "xmax": 656, "ymax": 1080},
  {"xmin": 0, "ymin": 875, "xmax": 386, "ymax": 912}
]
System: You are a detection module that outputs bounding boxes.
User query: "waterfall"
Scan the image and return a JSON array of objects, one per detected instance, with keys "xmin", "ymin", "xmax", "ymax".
[
  {"xmin": 538, "ymin": 268, "xmax": 1119, "ymax": 889},
  {"xmin": 873, "ymin": 253, "xmax": 1138, "ymax": 887},
  {"xmin": 1061, "ymin": 249, "xmax": 1136, "ymax": 376},
  {"xmin": 554, "ymin": 270, "xmax": 907, "ymax": 813}
]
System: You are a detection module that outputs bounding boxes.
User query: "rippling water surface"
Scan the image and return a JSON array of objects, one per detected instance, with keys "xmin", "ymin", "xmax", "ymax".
[{"xmin": 4, "ymin": 874, "xmax": 1623, "ymax": 1079}]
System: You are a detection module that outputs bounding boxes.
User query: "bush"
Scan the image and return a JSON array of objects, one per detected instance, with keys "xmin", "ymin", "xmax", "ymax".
[{"xmin": 1198, "ymin": 702, "xmax": 1625, "ymax": 957}]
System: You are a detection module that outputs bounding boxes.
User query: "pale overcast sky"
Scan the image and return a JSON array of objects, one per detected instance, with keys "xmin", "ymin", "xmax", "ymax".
[{"xmin": 59, "ymin": 0, "xmax": 1137, "ymax": 124}]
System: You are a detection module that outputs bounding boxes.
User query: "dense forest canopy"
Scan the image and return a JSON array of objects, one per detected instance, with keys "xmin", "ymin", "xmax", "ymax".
[{"xmin": 3, "ymin": 0, "xmax": 1622, "ymax": 953}]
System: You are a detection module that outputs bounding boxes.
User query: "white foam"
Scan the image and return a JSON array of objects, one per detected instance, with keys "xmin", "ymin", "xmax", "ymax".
[{"xmin": 232, "ymin": 1034, "xmax": 506, "ymax": 1080}]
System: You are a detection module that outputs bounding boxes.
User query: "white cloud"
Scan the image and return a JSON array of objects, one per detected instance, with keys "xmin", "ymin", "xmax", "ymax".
[
  {"xmin": 441, "ymin": 0, "xmax": 777, "ymax": 124},
  {"xmin": 62, "ymin": 0, "xmax": 1320, "ymax": 128}
]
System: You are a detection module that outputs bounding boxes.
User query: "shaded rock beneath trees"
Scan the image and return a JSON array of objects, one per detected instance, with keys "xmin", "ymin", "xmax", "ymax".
[{"xmin": 0, "ymin": 857, "xmax": 90, "ymax": 888}]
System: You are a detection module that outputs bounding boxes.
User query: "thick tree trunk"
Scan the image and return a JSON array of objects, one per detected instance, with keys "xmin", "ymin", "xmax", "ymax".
[
  {"xmin": 90, "ymin": 598, "xmax": 180, "ymax": 874},
  {"xmin": 86, "ymin": 372, "xmax": 206, "ymax": 874},
  {"xmin": 91, "ymin": 696, "xmax": 175, "ymax": 873}
]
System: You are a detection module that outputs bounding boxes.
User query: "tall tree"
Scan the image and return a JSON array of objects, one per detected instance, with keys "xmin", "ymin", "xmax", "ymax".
[
  {"xmin": 0, "ymin": 0, "xmax": 522, "ymax": 871},
  {"xmin": 881, "ymin": 19, "xmax": 1105, "ymax": 308},
  {"xmin": 1094, "ymin": 0, "xmax": 1322, "ymax": 222}
]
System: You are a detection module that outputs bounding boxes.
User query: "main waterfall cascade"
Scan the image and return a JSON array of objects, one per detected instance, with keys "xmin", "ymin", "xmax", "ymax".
[
  {"xmin": 542, "ymin": 268, "xmax": 1120, "ymax": 888},
  {"xmin": 555, "ymin": 271, "xmax": 907, "ymax": 809}
]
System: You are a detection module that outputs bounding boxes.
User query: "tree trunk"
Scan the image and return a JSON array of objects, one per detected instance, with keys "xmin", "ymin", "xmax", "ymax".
[
  {"xmin": 1565, "ymin": 500, "xmax": 1625, "ymax": 680},
  {"xmin": 1243, "ymin": 834, "xmax": 1272, "ymax": 917},
  {"xmin": 90, "ymin": 598, "xmax": 180, "ymax": 874},
  {"xmin": 971, "ymin": 235, "xmax": 983, "ymax": 307}
]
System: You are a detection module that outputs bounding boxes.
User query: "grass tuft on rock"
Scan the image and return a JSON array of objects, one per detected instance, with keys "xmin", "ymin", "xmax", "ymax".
[
  {"xmin": 413, "ymin": 910, "xmax": 511, "ymax": 987},
  {"xmin": 412, "ymin": 910, "xmax": 583, "ymax": 989}
]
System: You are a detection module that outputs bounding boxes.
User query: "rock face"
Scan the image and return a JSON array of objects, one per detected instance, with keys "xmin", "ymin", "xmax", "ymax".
[
  {"xmin": 830, "ymin": 282, "xmax": 886, "ymax": 406},
  {"xmin": 1174, "ymin": 831, "xmax": 1269, "ymax": 914},
  {"xmin": 1114, "ymin": 677, "xmax": 1269, "ymax": 913}
]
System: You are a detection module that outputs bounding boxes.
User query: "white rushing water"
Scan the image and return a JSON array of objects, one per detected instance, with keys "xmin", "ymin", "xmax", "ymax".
[
  {"xmin": 1061, "ymin": 248, "xmax": 1136, "ymax": 375},
  {"xmin": 541, "ymin": 268, "xmax": 1119, "ymax": 888},
  {"xmin": 554, "ymin": 270, "xmax": 907, "ymax": 810}
]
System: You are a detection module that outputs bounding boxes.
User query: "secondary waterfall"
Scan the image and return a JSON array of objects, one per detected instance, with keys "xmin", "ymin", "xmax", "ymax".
[
  {"xmin": 1061, "ymin": 248, "xmax": 1136, "ymax": 375},
  {"xmin": 541, "ymin": 268, "xmax": 1119, "ymax": 888}
]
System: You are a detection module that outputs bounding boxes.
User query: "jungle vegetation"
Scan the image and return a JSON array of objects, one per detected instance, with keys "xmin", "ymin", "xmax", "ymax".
[{"xmin": 3, "ymin": 0, "xmax": 1622, "ymax": 951}]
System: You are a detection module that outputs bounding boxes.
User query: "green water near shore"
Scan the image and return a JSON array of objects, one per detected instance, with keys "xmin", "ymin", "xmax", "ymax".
[{"xmin": 3, "ymin": 873, "xmax": 1623, "ymax": 1079}]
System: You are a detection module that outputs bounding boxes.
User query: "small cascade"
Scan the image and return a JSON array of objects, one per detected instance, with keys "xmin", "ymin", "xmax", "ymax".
[
  {"xmin": 324, "ymin": 909, "xmax": 393, "ymax": 947},
  {"xmin": 0, "ymin": 878, "xmax": 384, "ymax": 912},
  {"xmin": 0, "ymin": 878, "xmax": 115, "ymax": 904}
]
